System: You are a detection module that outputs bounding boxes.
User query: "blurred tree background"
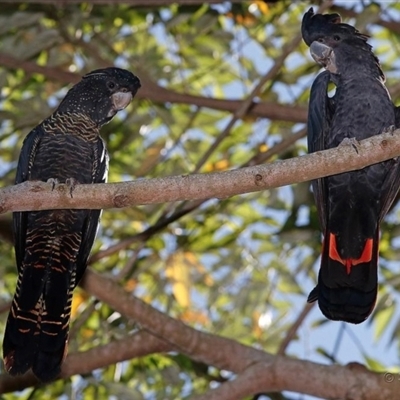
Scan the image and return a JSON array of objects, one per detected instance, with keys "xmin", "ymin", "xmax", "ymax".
[{"xmin": 0, "ymin": 0, "xmax": 400, "ymax": 399}]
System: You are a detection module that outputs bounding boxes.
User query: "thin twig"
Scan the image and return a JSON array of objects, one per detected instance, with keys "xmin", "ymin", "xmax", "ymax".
[
  {"xmin": 277, "ymin": 302, "xmax": 314, "ymax": 355},
  {"xmin": 0, "ymin": 53, "xmax": 307, "ymax": 123},
  {"xmin": 193, "ymin": 31, "xmax": 304, "ymax": 173}
]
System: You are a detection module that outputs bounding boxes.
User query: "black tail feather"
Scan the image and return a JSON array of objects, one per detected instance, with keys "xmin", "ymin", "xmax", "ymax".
[{"xmin": 308, "ymin": 230, "xmax": 379, "ymax": 324}]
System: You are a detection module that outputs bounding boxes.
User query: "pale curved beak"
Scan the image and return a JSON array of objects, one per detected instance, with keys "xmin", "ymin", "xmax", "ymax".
[
  {"xmin": 310, "ymin": 41, "xmax": 338, "ymax": 74},
  {"xmin": 107, "ymin": 91, "xmax": 134, "ymax": 118},
  {"xmin": 111, "ymin": 91, "xmax": 133, "ymax": 111}
]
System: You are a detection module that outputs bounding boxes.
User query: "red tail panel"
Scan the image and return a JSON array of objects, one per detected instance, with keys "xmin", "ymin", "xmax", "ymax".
[
  {"xmin": 328, "ymin": 233, "xmax": 373, "ymax": 275},
  {"xmin": 308, "ymin": 230, "xmax": 379, "ymax": 324}
]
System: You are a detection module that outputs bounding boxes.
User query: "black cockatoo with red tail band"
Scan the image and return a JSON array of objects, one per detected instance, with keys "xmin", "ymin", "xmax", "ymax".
[{"xmin": 302, "ymin": 8, "xmax": 400, "ymax": 324}]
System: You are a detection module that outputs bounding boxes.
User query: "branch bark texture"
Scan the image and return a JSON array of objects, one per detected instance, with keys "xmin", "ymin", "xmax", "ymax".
[
  {"xmin": 0, "ymin": 331, "xmax": 171, "ymax": 393},
  {"xmin": 0, "ymin": 129, "xmax": 399, "ymax": 213},
  {"xmin": 80, "ymin": 269, "xmax": 400, "ymax": 400},
  {"xmin": 1, "ymin": 268, "xmax": 399, "ymax": 398}
]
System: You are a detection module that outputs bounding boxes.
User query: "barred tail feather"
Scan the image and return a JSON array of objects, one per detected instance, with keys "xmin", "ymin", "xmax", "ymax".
[{"xmin": 3, "ymin": 231, "xmax": 78, "ymax": 382}]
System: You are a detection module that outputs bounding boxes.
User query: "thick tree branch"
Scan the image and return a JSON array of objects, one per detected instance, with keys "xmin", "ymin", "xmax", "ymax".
[
  {"xmin": 191, "ymin": 360, "xmax": 398, "ymax": 400},
  {"xmin": 88, "ymin": 127, "xmax": 308, "ymax": 263},
  {"xmin": 0, "ymin": 129, "xmax": 399, "ymax": 213},
  {"xmin": 62, "ymin": 330, "xmax": 170, "ymax": 377},
  {"xmin": 1, "ymin": 267, "xmax": 399, "ymax": 398},
  {"xmin": 0, "ymin": 53, "xmax": 307, "ymax": 123},
  {"xmin": 0, "ymin": 331, "xmax": 171, "ymax": 393},
  {"xmin": 80, "ymin": 269, "xmax": 400, "ymax": 400},
  {"xmin": 83, "ymin": 268, "xmax": 266, "ymax": 372}
]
